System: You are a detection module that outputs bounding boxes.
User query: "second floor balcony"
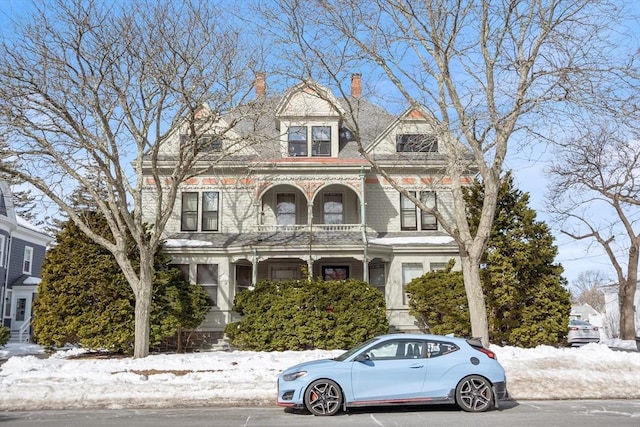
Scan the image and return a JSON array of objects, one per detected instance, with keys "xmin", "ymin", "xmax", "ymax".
[{"xmin": 259, "ymin": 183, "xmax": 363, "ymax": 233}]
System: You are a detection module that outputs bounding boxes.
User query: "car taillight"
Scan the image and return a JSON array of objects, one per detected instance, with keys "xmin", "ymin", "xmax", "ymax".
[
  {"xmin": 474, "ymin": 346, "xmax": 497, "ymax": 360},
  {"xmin": 569, "ymin": 327, "xmax": 579, "ymax": 330}
]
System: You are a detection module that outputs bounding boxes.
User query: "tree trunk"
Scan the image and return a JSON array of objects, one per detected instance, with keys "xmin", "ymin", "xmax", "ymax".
[
  {"xmin": 132, "ymin": 251, "xmax": 154, "ymax": 358},
  {"xmin": 620, "ymin": 245, "xmax": 639, "ymax": 340},
  {"xmin": 460, "ymin": 254, "xmax": 490, "ymax": 347}
]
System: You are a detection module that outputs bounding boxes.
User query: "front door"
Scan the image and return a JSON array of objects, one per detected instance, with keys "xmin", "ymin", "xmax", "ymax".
[{"xmin": 11, "ymin": 287, "xmax": 36, "ymax": 334}]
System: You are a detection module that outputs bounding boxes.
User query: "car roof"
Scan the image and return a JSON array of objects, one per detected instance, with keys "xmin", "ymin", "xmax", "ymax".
[{"xmin": 374, "ymin": 333, "xmax": 470, "ymax": 343}]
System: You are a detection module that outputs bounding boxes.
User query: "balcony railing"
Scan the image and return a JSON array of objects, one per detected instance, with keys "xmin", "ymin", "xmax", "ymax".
[{"xmin": 257, "ymin": 224, "xmax": 368, "ymax": 232}]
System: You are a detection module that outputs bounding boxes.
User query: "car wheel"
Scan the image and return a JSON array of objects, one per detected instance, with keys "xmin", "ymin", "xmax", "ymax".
[
  {"xmin": 455, "ymin": 375, "xmax": 493, "ymax": 412},
  {"xmin": 304, "ymin": 379, "xmax": 343, "ymax": 416}
]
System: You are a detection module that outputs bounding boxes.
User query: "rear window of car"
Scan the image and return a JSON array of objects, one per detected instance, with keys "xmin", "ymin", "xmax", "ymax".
[
  {"xmin": 426, "ymin": 341, "xmax": 459, "ymax": 358},
  {"xmin": 570, "ymin": 319, "xmax": 591, "ymax": 326}
]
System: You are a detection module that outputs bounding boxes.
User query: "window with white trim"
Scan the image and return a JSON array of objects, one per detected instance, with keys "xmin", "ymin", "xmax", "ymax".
[
  {"xmin": 235, "ymin": 264, "xmax": 252, "ymax": 294},
  {"xmin": 180, "ymin": 134, "xmax": 222, "ymax": 152},
  {"xmin": 369, "ymin": 263, "xmax": 386, "ymax": 297},
  {"xmin": 288, "ymin": 126, "xmax": 308, "ymax": 156},
  {"xmin": 323, "ymin": 193, "xmax": 344, "ymax": 224},
  {"xmin": 181, "ymin": 191, "xmax": 220, "ymax": 232},
  {"xmin": 396, "ymin": 134, "xmax": 438, "ymax": 152},
  {"xmin": 23, "ymin": 246, "xmax": 33, "ymax": 274},
  {"xmin": 312, "ymin": 126, "xmax": 331, "ymax": 156},
  {"xmin": 400, "ymin": 191, "xmax": 437, "ymax": 230},
  {"xmin": 276, "ymin": 193, "xmax": 296, "ymax": 225},
  {"xmin": 197, "ymin": 264, "xmax": 218, "ymax": 306},
  {"xmin": 402, "ymin": 263, "xmax": 423, "ymax": 305},
  {"xmin": 0, "ymin": 235, "xmax": 5, "ymax": 267},
  {"xmin": 420, "ymin": 191, "xmax": 437, "ymax": 230}
]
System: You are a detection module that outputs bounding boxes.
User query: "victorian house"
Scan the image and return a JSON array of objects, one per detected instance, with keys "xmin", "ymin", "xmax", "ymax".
[{"xmin": 143, "ymin": 75, "xmax": 471, "ymax": 342}]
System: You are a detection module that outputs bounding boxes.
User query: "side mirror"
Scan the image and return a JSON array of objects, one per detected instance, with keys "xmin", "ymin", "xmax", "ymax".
[{"xmin": 354, "ymin": 353, "xmax": 371, "ymax": 362}]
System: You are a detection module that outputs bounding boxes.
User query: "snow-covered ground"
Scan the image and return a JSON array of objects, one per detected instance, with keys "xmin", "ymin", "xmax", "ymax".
[{"xmin": 0, "ymin": 340, "xmax": 639, "ymax": 411}]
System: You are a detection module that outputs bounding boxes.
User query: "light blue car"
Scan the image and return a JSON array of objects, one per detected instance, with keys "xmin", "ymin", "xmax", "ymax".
[{"xmin": 277, "ymin": 333, "xmax": 508, "ymax": 416}]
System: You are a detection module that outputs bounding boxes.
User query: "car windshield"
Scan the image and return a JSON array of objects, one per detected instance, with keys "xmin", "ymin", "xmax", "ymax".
[{"xmin": 333, "ymin": 337, "xmax": 380, "ymax": 362}]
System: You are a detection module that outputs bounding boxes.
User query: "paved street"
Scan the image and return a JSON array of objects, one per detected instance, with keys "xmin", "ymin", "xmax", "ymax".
[{"xmin": 2, "ymin": 400, "xmax": 640, "ymax": 427}]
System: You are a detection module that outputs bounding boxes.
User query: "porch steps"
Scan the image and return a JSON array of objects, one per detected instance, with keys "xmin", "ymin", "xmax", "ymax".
[{"xmin": 8, "ymin": 330, "xmax": 30, "ymax": 344}]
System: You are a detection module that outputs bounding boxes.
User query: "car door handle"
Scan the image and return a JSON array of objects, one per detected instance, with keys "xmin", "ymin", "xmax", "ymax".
[{"xmin": 409, "ymin": 364, "xmax": 424, "ymax": 368}]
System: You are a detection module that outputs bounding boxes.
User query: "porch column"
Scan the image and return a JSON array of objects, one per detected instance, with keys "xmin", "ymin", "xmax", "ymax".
[
  {"xmin": 307, "ymin": 202, "xmax": 314, "ymax": 280},
  {"xmin": 360, "ymin": 167, "xmax": 369, "ymax": 283}
]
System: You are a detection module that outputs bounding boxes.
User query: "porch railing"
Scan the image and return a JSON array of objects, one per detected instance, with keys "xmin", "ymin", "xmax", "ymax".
[
  {"xmin": 18, "ymin": 317, "xmax": 31, "ymax": 343},
  {"xmin": 257, "ymin": 224, "xmax": 368, "ymax": 232}
]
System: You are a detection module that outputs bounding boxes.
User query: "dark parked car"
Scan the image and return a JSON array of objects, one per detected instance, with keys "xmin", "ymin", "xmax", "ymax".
[
  {"xmin": 568, "ymin": 319, "xmax": 600, "ymax": 346},
  {"xmin": 277, "ymin": 333, "xmax": 508, "ymax": 416}
]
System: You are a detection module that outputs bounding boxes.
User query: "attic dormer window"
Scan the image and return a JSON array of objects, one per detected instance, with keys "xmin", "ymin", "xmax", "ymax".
[
  {"xmin": 288, "ymin": 126, "xmax": 308, "ymax": 156},
  {"xmin": 396, "ymin": 134, "xmax": 438, "ymax": 153},
  {"xmin": 180, "ymin": 134, "xmax": 222, "ymax": 152},
  {"xmin": 312, "ymin": 126, "xmax": 331, "ymax": 156}
]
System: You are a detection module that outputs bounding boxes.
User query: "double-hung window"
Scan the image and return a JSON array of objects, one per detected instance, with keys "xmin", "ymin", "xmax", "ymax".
[
  {"xmin": 181, "ymin": 193, "xmax": 199, "ymax": 231},
  {"xmin": 400, "ymin": 192, "xmax": 418, "ymax": 230},
  {"xmin": 276, "ymin": 193, "xmax": 296, "ymax": 225},
  {"xmin": 23, "ymin": 246, "xmax": 33, "ymax": 274},
  {"xmin": 323, "ymin": 193, "xmax": 343, "ymax": 224},
  {"xmin": 400, "ymin": 191, "xmax": 437, "ymax": 230},
  {"xmin": 181, "ymin": 191, "xmax": 220, "ymax": 232},
  {"xmin": 0, "ymin": 235, "xmax": 5, "ymax": 267},
  {"xmin": 202, "ymin": 192, "xmax": 219, "ymax": 231},
  {"xmin": 288, "ymin": 126, "xmax": 308, "ymax": 156},
  {"xmin": 369, "ymin": 263, "xmax": 386, "ymax": 297},
  {"xmin": 197, "ymin": 264, "xmax": 218, "ymax": 306},
  {"xmin": 420, "ymin": 191, "xmax": 437, "ymax": 230},
  {"xmin": 312, "ymin": 126, "xmax": 331, "ymax": 156},
  {"xmin": 402, "ymin": 263, "xmax": 423, "ymax": 305}
]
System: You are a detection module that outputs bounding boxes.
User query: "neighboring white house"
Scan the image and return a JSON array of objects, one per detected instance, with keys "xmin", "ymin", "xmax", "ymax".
[
  {"xmin": 142, "ymin": 75, "xmax": 472, "ymax": 342},
  {"xmin": 602, "ymin": 281, "xmax": 640, "ymax": 339}
]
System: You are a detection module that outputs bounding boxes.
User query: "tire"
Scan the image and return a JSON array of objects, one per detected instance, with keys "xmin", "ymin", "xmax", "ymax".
[
  {"xmin": 303, "ymin": 379, "xmax": 343, "ymax": 416},
  {"xmin": 455, "ymin": 375, "xmax": 494, "ymax": 412}
]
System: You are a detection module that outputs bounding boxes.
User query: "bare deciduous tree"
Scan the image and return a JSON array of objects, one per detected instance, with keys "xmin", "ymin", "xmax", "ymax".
[
  {"xmin": 548, "ymin": 126, "xmax": 639, "ymax": 340},
  {"xmin": 263, "ymin": 0, "xmax": 625, "ymax": 345},
  {"xmin": 571, "ymin": 270, "xmax": 608, "ymax": 313},
  {"xmin": 0, "ymin": 0, "xmax": 264, "ymax": 357}
]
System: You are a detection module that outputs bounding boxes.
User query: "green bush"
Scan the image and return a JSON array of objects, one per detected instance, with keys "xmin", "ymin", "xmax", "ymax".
[
  {"xmin": 0, "ymin": 325, "xmax": 9, "ymax": 347},
  {"xmin": 32, "ymin": 212, "xmax": 210, "ymax": 354},
  {"xmin": 225, "ymin": 278, "xmax": 389, "ymax": 351},
  {"xmin": 406, "ymin": 260, "xmax": 471, "ymax": 337}
]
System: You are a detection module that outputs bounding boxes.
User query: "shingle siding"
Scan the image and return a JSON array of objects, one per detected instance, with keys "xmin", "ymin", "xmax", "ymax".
[{"xmin": 144, "ymin": 79, "xmax": 469, "ymax": 335}]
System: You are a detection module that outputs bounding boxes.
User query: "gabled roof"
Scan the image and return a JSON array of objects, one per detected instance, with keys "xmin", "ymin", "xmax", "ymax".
[
  {"xmin": 365, "ymin": 106, "xmax": 439, "ymax": 154},
  {"xmin": 274, "ymin": 80, "xmax": 345, "ymax": 121}
]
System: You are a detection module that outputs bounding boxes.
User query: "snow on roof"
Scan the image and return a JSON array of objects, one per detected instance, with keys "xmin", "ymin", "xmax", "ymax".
[
  {"xmin": 23, "ymin": 276, "xmax": 42, "ymax": 285},
  {"xmin": 369, "ymin": 236, "xmax": 455, "ymax": 245},
  {"xmin": 16, "ymin": 215, "xmax": 48, "ymax": 235},
  {"xmin": 164, "ymin": 239, "xmax": 216, "ymax": 247}
]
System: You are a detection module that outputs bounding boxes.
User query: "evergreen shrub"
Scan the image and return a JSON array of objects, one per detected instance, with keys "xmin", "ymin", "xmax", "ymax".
[
  {"xmin": 0, "ymin": 325, "xmax": 9, "ymax": 346},
  {"xmin": 225, "ymin": 278, "xmax": 388, "ymax": 351}
]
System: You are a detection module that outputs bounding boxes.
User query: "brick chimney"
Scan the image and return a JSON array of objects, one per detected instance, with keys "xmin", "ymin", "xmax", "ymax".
[
  {"xmin": 254, "ymin": 72, "xmax": 266, "ymax": 98},
  {"xmin": 351, "ymin": 73, "xmax": 362, "ymax": 98}
]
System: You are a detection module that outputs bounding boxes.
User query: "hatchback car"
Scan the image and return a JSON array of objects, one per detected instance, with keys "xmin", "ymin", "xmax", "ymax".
[
  {"xmin": 277, "ymin": 333, "xmax": 508, "ymax": 416},
  {"xmin": 568, "ymin": 319, "xmax": 600, "ymax": 346}
]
